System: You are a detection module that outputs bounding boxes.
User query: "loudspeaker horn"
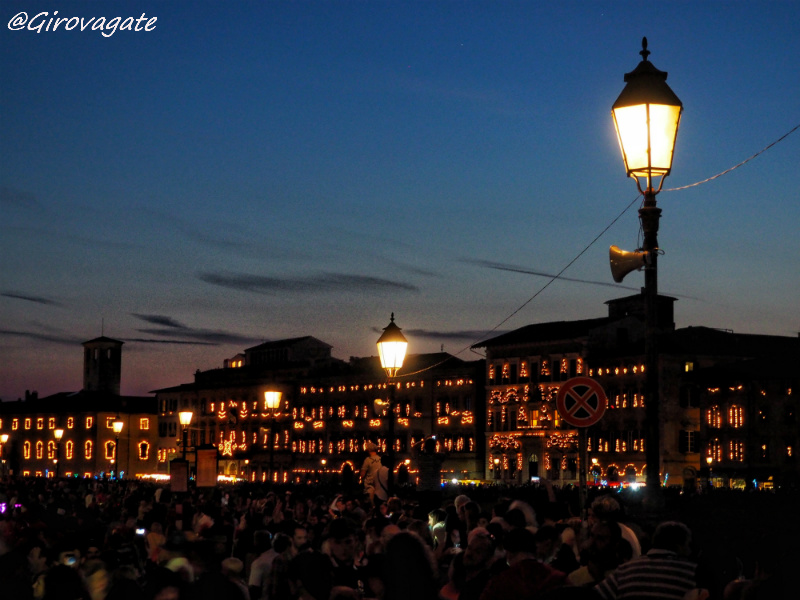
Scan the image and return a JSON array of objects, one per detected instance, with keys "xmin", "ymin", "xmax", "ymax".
[{"xmin": 609, "ymin": 245, "xmax": 647, "ymax": 283}]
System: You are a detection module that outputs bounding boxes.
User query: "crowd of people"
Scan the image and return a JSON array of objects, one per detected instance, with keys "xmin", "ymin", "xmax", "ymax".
[{"xmin": 0, "ymin": 472, "xmax": 792, "ymax": 600}]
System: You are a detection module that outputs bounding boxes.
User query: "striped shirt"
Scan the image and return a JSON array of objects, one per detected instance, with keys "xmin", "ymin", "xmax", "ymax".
[{"xmin": 595, "ymin": 549, "xmax": 697, "ymax": 599}]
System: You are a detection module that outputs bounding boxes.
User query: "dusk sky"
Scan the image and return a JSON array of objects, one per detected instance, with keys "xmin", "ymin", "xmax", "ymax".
[{"xmin": 2, "ymin": 1, "xmax": 798, "ymax": 400}]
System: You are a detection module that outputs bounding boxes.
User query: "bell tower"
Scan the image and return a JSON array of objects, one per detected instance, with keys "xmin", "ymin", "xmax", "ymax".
[{"xmin": 82, "ymin": 336, "xmax": 123, "ymax": 395}]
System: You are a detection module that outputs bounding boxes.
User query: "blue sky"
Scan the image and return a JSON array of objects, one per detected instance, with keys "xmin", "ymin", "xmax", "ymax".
[{"xmin": 2, "ymin": 1, "xmax": 799, "ymax": 399}]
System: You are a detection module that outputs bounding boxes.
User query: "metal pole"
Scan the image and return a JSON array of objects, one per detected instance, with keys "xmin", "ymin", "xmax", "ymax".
[
  {"xmin": 387, "ymin": 382, "xmax": 395, "ymax": 493},
  {"xmin": 640, "ymin": 189, "xmax": 662, "ymax": 494},
  {"xmin": 269, "ymin": 411, "xmax": 275, "ymax": 484},
  {"xmin": 579, "ymin": 428, "xmax": 588, "ymax": 517},
  {"xmin": 182, "ymin": 428, "xmax": 188, "ymax": 460}
]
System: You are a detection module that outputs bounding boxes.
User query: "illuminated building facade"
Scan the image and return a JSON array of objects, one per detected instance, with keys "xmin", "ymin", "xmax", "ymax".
[
  {"xmin": 690, "ymin": 339, "xmax": 799, "ymax": 490},
  {"xmin": 0, "ymin": 337, "xmax": 159, "ymax": 479},
  {"xmin": 475, "ymin": 293, "xmax": 799, "ymax": 488},
  {"xmin": 154, "ymin": 337, "xmax": 485, "ymax": 484}
]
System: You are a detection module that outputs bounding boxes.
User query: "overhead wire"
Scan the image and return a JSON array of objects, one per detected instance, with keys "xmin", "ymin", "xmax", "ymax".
[{"xmin": 397, "ymin": 121, "xmax": 800, "ymax": 378}]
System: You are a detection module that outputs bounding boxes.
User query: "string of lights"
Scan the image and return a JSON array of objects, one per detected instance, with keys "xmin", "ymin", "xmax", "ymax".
[{"xmin": 402, "ymin": 120, "xmax": 800, "ymax": 376}]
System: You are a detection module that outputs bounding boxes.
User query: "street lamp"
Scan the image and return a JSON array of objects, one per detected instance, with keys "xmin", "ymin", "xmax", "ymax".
[
  {"xmin": 264, "ymin": 391, "xmax": 282, "ymax": 482},
  {"xmin": 54, "ymin": 428, "xmax": 64, "ymax": 478},
  {"xmin": 377, "ymin": 313, "xmax": 408, "ymax": 494},
  {"xmin": 611, "ymin": 37, "xmax": 682, "ymax": 494},
  {"xmin": 112, "ymin": 417, "xmax": 124, "ymax": 478},
  {"xmin": 178, "ymin": 411, "xmax": 193, "ymax": 460},
  {"xmin": 2, "ymin": 433, "xmax": 9, "ymax": 477},
  {"xmin": 706, "ymin": 455, "xmax": 714, "ymax": 489}
]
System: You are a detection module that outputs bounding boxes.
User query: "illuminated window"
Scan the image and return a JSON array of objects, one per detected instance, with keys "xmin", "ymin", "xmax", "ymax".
[
  {"xmin": 67, "ymin": 417, "xmax": 74, "ymax": 429},
  {"xmin": 86, "ymin": 417, "xmax": 93, "ymax": 429},
  {"xmin": 106, "ymin": 417, "xmax": 115, "ymax": 429},
  {"xmin": 48, "ymin": 417, "xmax": 55, "ymax": 429},
  {"xmin": 788, "ymin": 446, "xmax": 793, "ymax": 458},
  {"xmin": 12, "ymin": 418, "xmax": 19, "ymax": 430},
  {"xmin": 25, "ymin": 418, "xmax": 31, "ymax": 430},
  {"xmin": 728, "ymin": 405, "xmax": 744, "ymax": 428},
  {"xmin": 24, "ymin": 441, "xmax": 31, "ymax": 459},
  {"xmin": 47, "ymin": 441, "xmax": 56, "ymax": 459},
  {"xmin": 36, "ymin": 441, "xmax": 43, "ymax": 459},
  {"xmin": 728, "ymin": 440, "xmax": 745, "ymax": 462},
  {"xmin": 37, "ymin": 418, "xmax": 44, "ymax": 430},
  {"xmin": 140, "ymin": 418, "xmax": 150, "ymax": 430},
  {"xmin": 708, "ymin": 438, "xmax": 722, "ymax": 462},
  {"xmin": 706, "ymin": 406, "xmax": 722, "ymax": 428},
  {"xmin": 685, "ymin": 361, "xmax": 694, "ymax": 372},
  {"xmin": 138, "ymin": 441, "xmax": 150, "ymax": 460},
  {"xmin": 85, "ymin": 441, "xmax": 93, "ymax": 460},
  {"xmin": 66, "ymin": 440, "xmax": 74, "ymax": 460},
  {"xmin": 105, "ymin": 441, "xmax": 116, "ymax": 460}
]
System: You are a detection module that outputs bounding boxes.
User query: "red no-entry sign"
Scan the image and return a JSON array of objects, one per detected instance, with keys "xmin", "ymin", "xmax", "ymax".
[{"xmin": 556, "ymin": 376, "xmax": 607, "ymax": 427}]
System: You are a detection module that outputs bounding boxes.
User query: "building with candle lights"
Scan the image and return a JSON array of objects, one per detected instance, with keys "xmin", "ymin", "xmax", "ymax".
[
  {"xmin": 0, "ymin": 337, "xmax": 159, "ymax": 479},
  {"xmin": 475, "ymin": 293, "xmax": 799, "ymax": 489},
  {"xmin": 153, "ymin": 336, "xmax": 485, "ymax": 485}
]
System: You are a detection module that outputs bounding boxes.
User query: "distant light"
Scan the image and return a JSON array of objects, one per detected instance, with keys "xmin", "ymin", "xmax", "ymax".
[
  {"xmin": 451, "ymin": 478, "xmax": 458, "ymax": 484},
  {"xmin": 628, "ymin": 483, "xmax": 641, "ymax": 491}
]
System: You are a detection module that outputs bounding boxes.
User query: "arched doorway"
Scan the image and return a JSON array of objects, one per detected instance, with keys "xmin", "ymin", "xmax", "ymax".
[{"xmin": 528, "ymin": 453, "xmax": 539, "ymax": 481}]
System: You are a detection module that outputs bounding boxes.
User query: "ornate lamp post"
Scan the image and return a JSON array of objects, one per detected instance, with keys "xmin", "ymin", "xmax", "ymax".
[
  {"xmin": 112, "ymin": 417, "xmax": 124, "ymax": 478},
  {"xmin": 54, "ymin": 428, "xmax": 64, "ymax": 478},
  {"xmin": 611, "ymin": 37, "xmax": 682, "ymax": 494},
  {"xmin": 178, "ymin": 411, "xmax": 193, "ymax": 460},
  {"xmin": 264, "ymin": 391, "xmax": 282, "ymax": 482},
  {"xmin": 376, "ymin": 313, "xmax": 408, "ymax": 493}
]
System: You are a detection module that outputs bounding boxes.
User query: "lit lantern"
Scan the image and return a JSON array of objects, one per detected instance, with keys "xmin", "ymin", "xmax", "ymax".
[
  {"xmin": 612, "ymin": 37, "xmax": 682, "ymax": 192},
  {"xmin": 377, "ymin": 313, "xmax": 408, "ymax": 379}
]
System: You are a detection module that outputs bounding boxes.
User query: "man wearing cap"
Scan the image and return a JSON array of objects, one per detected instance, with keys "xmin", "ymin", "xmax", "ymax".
[{"xmin": 360, "ymin": 442, "xmax": 382, "ymax": 504}]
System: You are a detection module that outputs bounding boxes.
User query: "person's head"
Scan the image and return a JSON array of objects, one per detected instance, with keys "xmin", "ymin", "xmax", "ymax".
[
  {"xmin": 508, "ymin": 500, "xmax": 538, "ymax": 529},
  {"xmin": 366, "ymin": 441, "xmax": 379, "ymax": 455},
  {"xmin": 287, "ymin": 551, "xmax": 333, "ymax": 600},
  {"xmin": 534, "ymin": 525, "xmax": 560, "ymax": 561},
  {"xmin": 503, "ymin": 528, "xmax": 537, "ymax": 566},
  {"xmin": 327, "ymin": 519, "xmax": 357, "ymax": 564},
  {"xmin": 273, "ymin": 533, "xmax": 292, "ymax": 554},
  {"xmin": 454, "ymin": 495, "xmax": 471, "ymax": 520},
  {"xmin": 221, "ymin": 557, "xmax": 244, "ymax": 579},
  {"xmin": 652, "ymin": 521, "xmax": 692, "ymax": 556},
  {"xmin": 291, "ymin": 525, "xmax": 308, "ymax": 552},
  {"xmin": 254, "ymin": 530, "xmax": 273, "ymax": 554},
  {"xmin": 463, "ymin": 531, "xmax": 494, "ymax": 571},
  {"xmin": 589, "ymin": 495, "xmax": 622, "ymax": 524},
  {"xmin": 428, "ymin": 508, "xmax": 447, "ymax": 529},
  {"xmin": 589, "ymin": 520, "xmax": 621, "ymax": 552},
  {"xmin": 382, "ymin": 532, "xmax": 438, "ymax": 600}
]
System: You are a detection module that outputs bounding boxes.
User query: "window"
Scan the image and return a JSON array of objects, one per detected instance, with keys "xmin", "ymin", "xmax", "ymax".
[
  {"xmin": 728, "ymin": 405, "xmax": 744, "ymax": 428},
  {"xmin": 105, "ymin": 441, "xmax": 116, "ymax": 460},
  {"xmin": 48, "ymin": 417, "xmax": 55, "ymax": 429},
  {"xmin": 67, "ymin": 417, "xmax": 74, "ymax": 429},
  {"xmin": 85, "ymin": 441, "xmax": 93, "ymax": 459},
  {"xmin": 138, "ymin": 441, "xmax": 150, "ymax": 460},
  {"xmin": 729, "ymin": 440, "xmax": 745, "ymax": 462},
  {"xmin": 684, "ymin": 361, "xmax": 694, "ymax": 372},
  {"xmin": 86, "ymin": 417, "xmax": 94, "ymax": 429},
  {"xmin": 12, "ymin": 418, "xmax": 19, "ymax": 430},
  {"xmin": 708, "ymin": 438, "xmax": 722, "ymax": 462},
  {"xmin": 66, "ymin": 440, "xmax": 74, "ymax": 460},
  {"xmin": 24, "ymin": 441, "xmax": 31, "ymax": 459},
  {"xmin": 36, "ymin": 441, "xmax": 44, "ymax": 459},
  {"xmin": 106, "ymin": 417, "xmax": 115, "ymax": 429},
  {"xmin": 25, "ymin": 418, "xmax": 31, "ymax": 430},
  {"xmin": 37, "ymin": 418, "xmax": 44, "ymax": 430},
  {"xmin": 707, "ymin": 406, "xmax": 722, "ymax": 428},
  {"xmin": 47, "ymin": 441, "xmax": 56, "ymax": 459},
  {"xmin": 140, "ymin": 418, "xmax": 150, "ymax": 430}
]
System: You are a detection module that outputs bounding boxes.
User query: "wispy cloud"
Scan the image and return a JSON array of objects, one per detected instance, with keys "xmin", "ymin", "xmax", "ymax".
[
  {"xmin": 0, "ymin": 329, "xmax": 79, "ymax": 345},
  {"xmin": 129, "ymin": 313, "xmax": 259, "ymax": 346},
  {"xmin": 0, "ymin": 186, "xmax": 41, "ymax": 210},
  {"xmin": 405, "ymin": 328, "xmax": 510, "ymax": 341},
  {"xmin": 131, "ymin": 314, "xmax": 188, "ymax": 329},
  {"xmin": 198, "ymin": 271, "xmax": 419, "ymax": 294},
  {"xmin": 2, "ymin": 292, "xmax": 65, "ymax": 307}
]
